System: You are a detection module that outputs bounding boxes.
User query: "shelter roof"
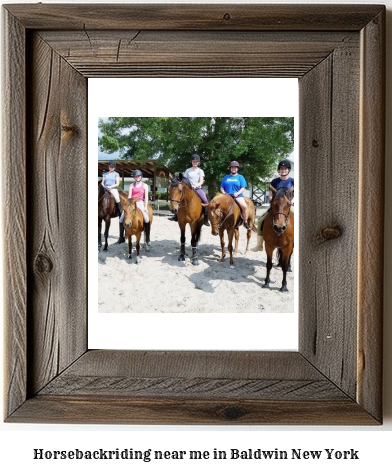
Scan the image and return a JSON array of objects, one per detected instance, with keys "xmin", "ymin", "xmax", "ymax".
[{"xmin": 98, "ymin": 160, "xmax": 171, "ymax": 180}]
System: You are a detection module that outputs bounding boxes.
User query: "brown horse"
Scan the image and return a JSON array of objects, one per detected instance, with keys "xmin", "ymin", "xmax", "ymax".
[
  {"xmin": 120, "ymin": 196, "xmax": 153, "ymax": 263},
  {"xmin": 98, "ymin": 182, "xmax": 124, "ymax": 251},
  {"xmin": 263, "ymin": 186, "xmax": 294, "ymax": 292},
  {"xmin": 204, "ymin": 194, "xmax": 256, "ymax": 268},
  {"xmin": 169, "ymin": 176, "xmax": 204, "ymax": 265}
]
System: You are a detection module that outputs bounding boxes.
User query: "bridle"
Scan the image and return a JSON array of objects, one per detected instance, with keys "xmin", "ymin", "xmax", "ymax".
[
  {"xmin": 270, "ymin": 189, "xmax": 292, "ymax": 234},
  {"xmin": 210, "ymin": 196, "xmax": 235, "ymax": 230},
  {"xmin": 170, "ymin": 182, "xmax": 194, "ymax": 209}
]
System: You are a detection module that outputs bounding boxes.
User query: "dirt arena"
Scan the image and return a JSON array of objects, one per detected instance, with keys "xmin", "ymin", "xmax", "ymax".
[{"xmin": 98, "ymin": 214, "xmax": 294, "ymax": 313}]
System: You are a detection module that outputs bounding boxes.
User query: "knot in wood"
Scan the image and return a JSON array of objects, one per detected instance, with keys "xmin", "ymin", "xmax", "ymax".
[
  {"xmin": 312, "ymin": 139, "xmax": 319, "ymax": 148},
  {"xmin": 34, "ymin": 252, "xmax": 53, "ymax": 274},
  {"xmin": 223, "ymin": 13, "xmax": 231, "ymax": 21},
  {"xmin": 61, "ymin": 124, "xmax": 77, "ymax": 133},
  {"xmin": 314, "ymin": 225, "xmax": 342, "ymax": 245},
  {"xmin": 223, "ymin": 405, "xmax": 244, "ymax": 420}
]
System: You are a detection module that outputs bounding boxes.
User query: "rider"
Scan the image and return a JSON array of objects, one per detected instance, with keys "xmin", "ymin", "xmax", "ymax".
[
  {"xmin": 220, "ymin": 161, "xmax": 250, "ymax": 230},
  {"xmin": 119, "ymin": 169, "xmax": 151, "ymax": 245},
  {"xmin": 169, "ymin": 154, "xmax": 210, "ymax": 226},
  {"xmin": 101, "ymin": 161, "xmax": 122, "ymax": 216},
  {"xmin": 251, "ymin": 159, "xmax": 294, "ymax": 251}
]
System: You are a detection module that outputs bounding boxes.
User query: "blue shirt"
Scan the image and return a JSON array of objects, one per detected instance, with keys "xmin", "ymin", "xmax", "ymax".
[
  {"xmin": 220, "ymin": 173, "xmax": 247, "ymax": 197},
  {"xmin": 271, "ymin": 177, "xmax": 294, "ymax": 192},
  {"xmin": 102, "ymin": 171, "xmax": 119, "ymax": 187}
]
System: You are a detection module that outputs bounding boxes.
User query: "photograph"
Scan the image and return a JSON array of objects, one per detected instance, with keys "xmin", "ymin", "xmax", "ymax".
[{"xmin": 97, "ymin": 116, "xmax": 296, "ymax": 314}]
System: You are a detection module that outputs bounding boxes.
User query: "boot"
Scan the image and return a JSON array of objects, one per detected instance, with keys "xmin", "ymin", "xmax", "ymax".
[
  {"xmin": 144, "ymin": 222, "xmax": 151, "ymax": 250},
  {"xmin": 251, "ymin": 234, "xmax": 264, "ymax": 252},
  {"xmin": 243, "ymin": 219, "xmax": 250, "ymax": 230},
  {"xmin": 116, "ymin": 221, "xmax": 125, "ymax": 244},
  {"xmin": 168, "ymin": 214, "xmax": 178, "ymax": 222},
  {"xmin": 116, "ymin": 201, "xmax": 122, "ymax": 217},
  {"xmin": 203, "ymin": 207, "xmax": 210, "ymax": 226}
]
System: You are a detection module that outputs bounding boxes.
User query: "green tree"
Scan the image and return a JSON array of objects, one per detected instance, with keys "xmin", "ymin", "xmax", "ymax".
[{"xmin": 99, "ymin": 117, "xmax": 294, "ymax": 197}]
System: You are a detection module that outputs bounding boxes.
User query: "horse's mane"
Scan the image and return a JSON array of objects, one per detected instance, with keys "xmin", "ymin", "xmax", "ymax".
[
  {"xmin": 272, "ymin": 187, "xmax": 293, "ymax": 203},
  {"xmin": 171, "ymin": 176, "xmax": 192, "ymax": 189}
]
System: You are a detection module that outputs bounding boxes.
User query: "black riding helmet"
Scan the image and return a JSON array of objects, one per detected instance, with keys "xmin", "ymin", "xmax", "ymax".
[
  {"xmin": 191, "ymin": 154, "xmax": 201, "ymax": 162},
  {"xmin": 109, "ymin": 161, "xmax": 116, "ymax": 168},
  {"xmin": 277, "ymin": 159, "xmax": 291, "ymax": 170},
  {"xmin": 229, "ymin": 160, "xmax": 240, "ymax": 169},
  {"xmin": 133, "ymin": 169, "xmax": 143, "ymax": 177}
]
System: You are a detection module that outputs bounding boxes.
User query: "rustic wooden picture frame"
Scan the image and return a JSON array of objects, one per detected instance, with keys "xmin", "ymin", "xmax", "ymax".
[{"xmin": 3, "ymin": 4, "xmax": 384, "ymax": 424}]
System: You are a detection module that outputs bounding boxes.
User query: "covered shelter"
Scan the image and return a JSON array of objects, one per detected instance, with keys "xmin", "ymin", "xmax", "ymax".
[{"xmin": 98, "ymin": 160, "xmax": 172, "ymax": 200}]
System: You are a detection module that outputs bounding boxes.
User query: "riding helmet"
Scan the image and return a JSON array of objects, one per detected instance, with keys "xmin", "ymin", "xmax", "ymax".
[
  {"xmin": 277, "ymin": 159, "xmax": 291, "ymax": 170},
  {"xmin": 229, "ymin": 161, "xmax": 240, "ymax": 169},
  {"xmin": 133, "ymin": 169, "xmax": 143, "ymax": 177},
  {"xmin": 109, "ymin": 161, "xmax": 116, "ymax": 168},
  {"xmin": 191, "ymin": 154, "xmax": 200, "ymax": 162}
]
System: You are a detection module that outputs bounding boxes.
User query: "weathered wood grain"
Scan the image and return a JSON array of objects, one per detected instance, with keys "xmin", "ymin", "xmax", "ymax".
[
  {"xmin": 2, "ymin": 4, "xmax": 384, "ymax": 425},
  {"xmin": 299, "ymin": 43, "xmax": 360, "ymax": 398},
  {"xmin": 27, "ymin": 33, "xmax": 87, "ymax": 395},
  {"xmin": 357, "ymin": 10, "xmax": 385, "ymax": 422},
  {"xmin": 9, "ymin": 396, "xmax": 378, "ymax": 425},
  {"xmin": 4, "ymin": 4, "xmax": 384, "ymax": 31},
  {"xmin": 2, "ymin": 8, "xmax": 27, "ymax": 419},
  {"xmin": 38, "ymin": 30, "xmax": 358, "ymax": 78}
]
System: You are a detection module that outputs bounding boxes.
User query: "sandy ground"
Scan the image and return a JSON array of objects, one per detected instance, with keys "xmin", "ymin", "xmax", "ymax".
[{"xmin": 98, "ymin": 214, "xmax": 294, "ymax": 313}]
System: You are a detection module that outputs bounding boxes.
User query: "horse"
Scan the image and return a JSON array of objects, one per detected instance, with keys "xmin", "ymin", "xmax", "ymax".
[
  {"xmin": 204, "ymin": 194, "xmax": 256, "ymax": 268},
  {"xmin": 262, "ymin": 185, "xmax": 294, "ymax": 292},
  {"xmin": 120, "ymin": 196, "xmax": 153, "ymax": 263},
  {"xmin": 169, "ymin": 176, "xmax": 204, "ymax": 265},
  {"xmin": 98, "ymin": 182, "xmax": 124, "ymax": 251}
]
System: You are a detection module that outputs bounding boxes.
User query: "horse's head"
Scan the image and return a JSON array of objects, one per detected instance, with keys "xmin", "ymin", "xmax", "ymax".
[
  {"xmin": 204, "ymin": 198, "xmax": 223, "ymax": 236},
  {"xmin": 270, "ymin": 186, "xmax": 293, "ymax": 235},
  {"xmin": 122, "ymin": 198, "xmax": 139, "ymax": 229},
  {"xmin": 169, "ymin": 178, "xmax": 183, "ymax": 213}
]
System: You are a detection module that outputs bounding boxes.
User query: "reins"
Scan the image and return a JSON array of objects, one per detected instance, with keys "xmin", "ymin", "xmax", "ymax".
[
  {"xmin": 98, "ymin": 186, "xmax": 112, "ymax": 204},
  {"xmin": 211, "ymin": 195, "xmax": 235, "ymax": 230},
  {"xmin": 170, "ymin": 183, "xmax": 195, "ymax": 209},
  {"xmin": 270, "ymin": 189, "xmax": 292, "ymax": 232}
]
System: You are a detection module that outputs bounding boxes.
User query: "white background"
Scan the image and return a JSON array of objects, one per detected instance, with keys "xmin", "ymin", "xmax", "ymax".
[
  {"xmin": 89, "ymin": 78, "xmax": 299, "ymax": 351},
  {"xmin": 1, "ymin": 0, "xmax": 391, "ymax": 473}
]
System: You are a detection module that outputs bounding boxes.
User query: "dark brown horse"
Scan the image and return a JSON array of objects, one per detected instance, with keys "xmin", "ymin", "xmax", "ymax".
[
  {"xmin": 121, "ymin": 196, "xmax": 153, "ymax": 263},
  {"xmin": 169, "ymin": 176, "xmax": 204, "ymax": 265},
  {"xmin": 204, "ymin": 194, "xmax": 256, "ymax": 268},
  {"xmin": 98, "ymin": 182, "xmax": 124, "ymax": 251},
  {"xmin": 263, "ymin": 186, "xmax": 294, "ymax": 292}
]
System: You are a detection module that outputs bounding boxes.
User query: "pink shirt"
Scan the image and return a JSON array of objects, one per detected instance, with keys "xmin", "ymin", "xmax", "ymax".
[{"xmin": 131, "ymin": 183, "xmax": 145, "ymax": 200}]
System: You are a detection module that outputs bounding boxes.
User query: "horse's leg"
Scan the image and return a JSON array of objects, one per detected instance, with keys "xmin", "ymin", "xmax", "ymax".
[
  {"xmin": 244, "ymin": 227, "xmax": 251, "ymax": 253},
  {"xmin": 233, "ymin": 228, "xmax": 240, "ymax": 255},
  {"xmin": 98, "ymin": 218, "xmax": 102, "ymax": 251},
  {"xmin": 135, "ymin": 232, "xmax": 141, "ymax": 264},
  {"xmin": 218, "ymin": 229, "xmax": 226, "ymax": 262},
  {"xmin": 279, "ymin": 247, "xmax": 292, "ymax": 292},
  {"xmin": 190, "ymin": 223, "xmax": 200, "ymax": 266},
  {"xmin": 103, "ymin": 217, "xmax": 110, "ymax": 251},
  {"xmin": 127, "ymin": 235, "xmax": 133, "ymax": 260},
  {"xmin": 263, "ymin": 244, "xmax": 274, "ymax": 289},
  {"xmin": 227, "ymin": 228, "xmax": 235, "ymax": 268},
  {"xmin": 178, "ymin": 224, "xmax": 186, "ymax": 261}
]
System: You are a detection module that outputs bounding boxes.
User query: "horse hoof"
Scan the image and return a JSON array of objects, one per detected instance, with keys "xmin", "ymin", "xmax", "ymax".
[
  {"xmin": 262, "ymin": 283, "xmax": 270, "ymax": 289},
  {"xmin": 136, "ymin": 257, "xmax": 141, "ymax": 264},
  {"xmin": 192, "ymin": 259, "xmax": 199, "ymax": 266},
  {"xmin": 103, "ymin": 248, "xmax": 108, "ymax": 252},
  {"xmin": 230, "ymin": 265, "xmax": 235, "ymax": 269},
  {"xmin": 280, "ymin": 287, "xmax": 289, "ymax": 292},
  {"xmin": 145, "ymin": 245, "xmax": 151, "ymax": 252},
  {"xmin": 178, "ymin": 255, "xmax": 185, "ymax": 262},
  {"xmin": 127, "ymin": 254, "xmax": 132, "ymax": 259}
]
